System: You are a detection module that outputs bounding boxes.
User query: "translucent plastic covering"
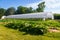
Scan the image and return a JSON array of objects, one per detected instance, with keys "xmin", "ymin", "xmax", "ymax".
[{"xmin": 5, "ymin": 12, "xmax": 54, "ymax": 19}]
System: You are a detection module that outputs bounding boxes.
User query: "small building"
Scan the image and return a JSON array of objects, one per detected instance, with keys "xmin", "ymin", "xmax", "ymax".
[{"xmin": 3, "ymin": 12, "xmax": 54, "ymax": 21}]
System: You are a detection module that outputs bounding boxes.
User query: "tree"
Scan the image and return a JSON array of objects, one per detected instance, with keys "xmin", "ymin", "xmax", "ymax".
[
  {"xmin": 5, "ymin": 7, "xmax": 15, "ymax": 16},
  {"xmin": 16, "ymin": 6, "xmax": 27, "ymax": 14},
  {"xmin": 36, "ymin": 2, "xmax": 45, "ymax": 12},
  {"xmin": 26, "ymin": 7, "xmax": 33, "ymax": 13},
  {"xmin": 0, "ymin": 8, "xmax": 6, "ymax": 18},
  {"xmin": 16, "ymin": 6, "xmax": 33, "ymax": 14}
]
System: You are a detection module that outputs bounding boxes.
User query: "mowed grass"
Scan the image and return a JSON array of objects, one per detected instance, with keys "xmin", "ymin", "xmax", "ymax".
[{"xmin": 0, "ymin": 24, "xmax": 60, "ymax": 40}]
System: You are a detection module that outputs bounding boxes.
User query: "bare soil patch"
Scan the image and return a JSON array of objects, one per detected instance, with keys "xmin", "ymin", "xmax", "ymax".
[{"xmin": 48, "ymin": 27, "xmax": 60, "ymax": 33}]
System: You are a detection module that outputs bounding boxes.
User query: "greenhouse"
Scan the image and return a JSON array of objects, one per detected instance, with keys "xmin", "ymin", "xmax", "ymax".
[{"xmin": 2, "ymin": 12, "xmax": 54, "ymax": 20}]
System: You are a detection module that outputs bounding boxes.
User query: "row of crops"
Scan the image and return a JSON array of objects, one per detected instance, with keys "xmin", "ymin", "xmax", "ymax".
[{"xmin": 1, "ymin": 19, "xmax": 60, "ymax": 35}]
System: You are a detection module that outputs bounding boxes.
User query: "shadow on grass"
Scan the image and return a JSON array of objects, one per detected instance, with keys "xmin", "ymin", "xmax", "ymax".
[{"xmin": 19, "ymin": 27, "xmax": 44, "ymax": 35}]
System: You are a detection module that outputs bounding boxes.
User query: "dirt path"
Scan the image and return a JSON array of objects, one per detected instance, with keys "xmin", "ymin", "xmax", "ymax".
[{"xmin": 48, "ymin": 29, "xmax": 60, "ymax": 33}]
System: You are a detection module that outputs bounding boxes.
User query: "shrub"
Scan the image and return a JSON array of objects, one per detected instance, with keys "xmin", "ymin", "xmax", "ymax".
[
  {"xmin": 54, "ymin": 14, "xmax": 60, "ymax": 19},
  {"xmin": 5, "ymin": 23, "xmax": 19, "ymax": 29},
  {"xmin": 4, "ymin": 20, "xmax": 60, "ymax": 35},
  {"xmin": 5, "ymin": 22, "xmax": 48, "ymax": 35}
]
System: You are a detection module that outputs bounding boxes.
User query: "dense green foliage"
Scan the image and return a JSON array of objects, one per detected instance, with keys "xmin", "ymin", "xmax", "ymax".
[
  {"xmin": 5, "ymin": 21, "xmax": 47, "ymax": 35},
  {"xmin": 16, "ymin": 6, "xmax": 33, "ymax": 14},
  {"xmin": 54, "ymin": 14, "xmax": 60, "ymax": 19},
  {"xmin": 0, "ymin": 8, "xmax": 6, "ymax": 18},
  {"xmin": 5, "ymin": 7, "xmax": 16, "ymax": 16},
  {"xmin": 0, "ymin": 19, "xmax": 60, "ymax": 40},
  {"xmin": 3, "ymin": 19, "xmax": 60, "ymax": 28},
  {"xmin": 36, "ymin": 2, "xmax": 45, "ymax": 12},
  {"xmin": 3, "ymin": 19, "xmax": 60, "ymax": 35},
  {"xmin": 0, "ymin": 24, "xmax": 60, "ymax": 40}
]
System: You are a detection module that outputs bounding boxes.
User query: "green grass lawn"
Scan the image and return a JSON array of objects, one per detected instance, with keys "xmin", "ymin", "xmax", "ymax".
[{"xmin": 0, "ymin": 24, "xmax": 60, "ymax": 40}]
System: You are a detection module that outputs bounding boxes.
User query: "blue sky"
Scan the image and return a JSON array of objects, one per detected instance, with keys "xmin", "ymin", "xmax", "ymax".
[
  {"xmin": 0, "ymin": 0, "xmax": 60, "ymax": 13},
  {"xmin": 0, "ymin": 0, "xmax": 41, "ymax": 9}
]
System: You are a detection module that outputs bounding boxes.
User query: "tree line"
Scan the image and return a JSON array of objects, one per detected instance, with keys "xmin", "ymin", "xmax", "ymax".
[{"xmin": 0, "ymin": 2, "xmax": 45, "ymax": 18}]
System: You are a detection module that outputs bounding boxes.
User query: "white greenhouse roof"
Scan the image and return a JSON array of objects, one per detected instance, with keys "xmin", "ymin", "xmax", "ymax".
[{"xmin": 5, "ymin": 12, "xmax": 54, "ymax": 19}]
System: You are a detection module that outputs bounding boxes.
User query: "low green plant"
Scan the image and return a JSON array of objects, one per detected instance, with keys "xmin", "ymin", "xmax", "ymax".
[
  {"xmin": 4, "ymin": 19, "xmax": 60, "ymax": 35},
  {"xmin": 5, "ymin": 21, "xmax": 48, "ymax": 35}
]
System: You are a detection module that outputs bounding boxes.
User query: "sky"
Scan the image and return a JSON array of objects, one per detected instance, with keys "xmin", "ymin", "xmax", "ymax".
[{"xmin": 0, "ymin": 0, "xmax": 60, "ymax": 13}]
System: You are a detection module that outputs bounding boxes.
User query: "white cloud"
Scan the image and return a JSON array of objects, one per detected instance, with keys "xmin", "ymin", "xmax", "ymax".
[
  {"xmin": 46, "ymin": 3, "xmax": 60, "ymax": 8},
  {"xmin": 26, "ymin": 3, "xmax": 38, "ymax": 9},
  {"xmin": 43, "ymin": 0, "xmax": 60, "ymax": 13},
  {"xmin": 25, "ymin": 0, "xmax": 60, "ymax": 13},
  {"xmin": 44, "ymin": 0, "xmax": 60, "ymax": 8},
  {"xmin": 25, "ymin": 1, "xmax": 43, "ymax": 9},
  {"xmin": 43, "ymin": 0, "xmax": 57, "ymax": 3},
  {"xmin": 52, "ymin": 10, "xmax": 60, "ymax": 14}
]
